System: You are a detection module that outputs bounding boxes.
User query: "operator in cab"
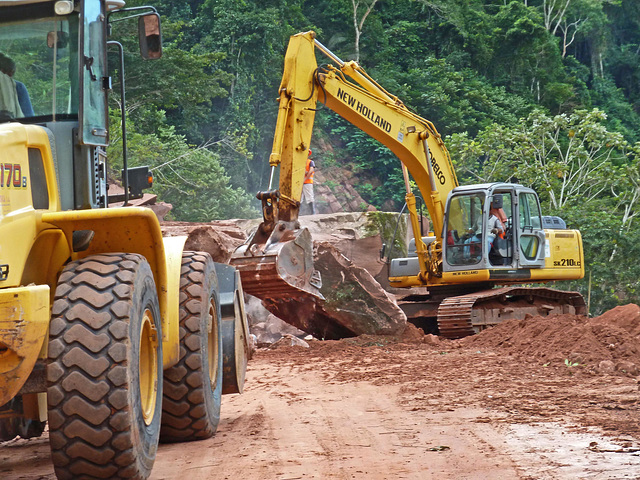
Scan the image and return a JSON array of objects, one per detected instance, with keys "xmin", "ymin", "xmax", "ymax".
[
  {"xmin": 463, "ymin": 195, "xmax": 504, "ymax": 261},
  {"xmin": 0, "ymin": 52, "xmax": 33, "ymax": 117}
]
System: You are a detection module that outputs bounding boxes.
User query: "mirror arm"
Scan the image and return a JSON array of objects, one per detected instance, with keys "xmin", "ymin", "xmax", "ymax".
[{"xmin": 106, "ymin": 5, "xmax": 158, "ymax": 26}]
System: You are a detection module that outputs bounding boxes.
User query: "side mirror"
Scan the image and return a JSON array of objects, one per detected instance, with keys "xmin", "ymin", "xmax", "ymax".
[{"xmin": 138, "ymin": 13, "xmax": 162, "ymax": 60}]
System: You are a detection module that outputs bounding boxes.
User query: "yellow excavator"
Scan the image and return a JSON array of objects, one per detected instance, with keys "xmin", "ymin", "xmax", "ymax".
[
  {"xmin": 0, "ymin": 2, "xmax": 249, "ymax": 479},
  {"xmin": 232, "ymin": 30, "xmax": 585, "ymax": 339}
]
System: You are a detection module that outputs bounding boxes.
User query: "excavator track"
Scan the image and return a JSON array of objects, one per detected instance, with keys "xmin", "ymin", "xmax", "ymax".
[{"xmin": 437, "ymin": 287, "xmax": 587, "ymax": 339}]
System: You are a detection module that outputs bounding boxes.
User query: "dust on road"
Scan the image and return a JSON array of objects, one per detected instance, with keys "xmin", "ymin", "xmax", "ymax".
[{"xmin": 2, "ymin": 307, "xmax": 640, "ymax": 479}]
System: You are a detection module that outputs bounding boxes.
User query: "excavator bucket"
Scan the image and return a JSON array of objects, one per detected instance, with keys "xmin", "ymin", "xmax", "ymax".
[{"xmin": 229, "ymin": 212, "xmax": 323, "ymax": 305}]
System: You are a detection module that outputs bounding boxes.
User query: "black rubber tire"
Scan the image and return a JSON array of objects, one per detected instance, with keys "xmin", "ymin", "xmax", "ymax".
[
  {"xmin": 47, "ymin": 253, "xmax": 163, "ymax": 479},
  {"xmin": 160, "ymin": 252, "xmax": 223, "ymax": 442}
]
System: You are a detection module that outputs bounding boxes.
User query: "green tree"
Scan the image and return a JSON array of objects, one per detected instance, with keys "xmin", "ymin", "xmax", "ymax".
[
  {"xmin": 449, "ymin": 108, "xmax": 628, "ymax": 209},
  {"xmin": 107, "ymin": 111, "xmax": 257, "ymax": 221}
]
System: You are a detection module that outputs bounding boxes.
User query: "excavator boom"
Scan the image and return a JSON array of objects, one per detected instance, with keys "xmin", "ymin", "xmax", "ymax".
[{"xmin": 230, "ymin": 30, "xmax": 458, "ymax": 305}]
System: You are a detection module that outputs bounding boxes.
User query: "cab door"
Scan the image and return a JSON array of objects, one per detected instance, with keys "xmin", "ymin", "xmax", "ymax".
[
  {"xmin": 516, "ymin": 190, "xmax": 545, "ymax": 268},
  {"xmin": 80, "ymin": 0, "xmax": 108, "ymax": 146}
]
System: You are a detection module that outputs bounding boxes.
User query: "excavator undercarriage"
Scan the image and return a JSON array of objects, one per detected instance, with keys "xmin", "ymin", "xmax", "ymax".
[{"xmin": 398, "ymin": 285, "xmax": 587, "ymax": 339}]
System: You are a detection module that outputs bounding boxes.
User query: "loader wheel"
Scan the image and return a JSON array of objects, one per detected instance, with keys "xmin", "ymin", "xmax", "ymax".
[
  {"xmin": 47, "ymin": 254, "xmax": 162, "ymax": 480},
  {"xmin": 160, "ymin": 252, "xmax": 223, "ymax": 442}
]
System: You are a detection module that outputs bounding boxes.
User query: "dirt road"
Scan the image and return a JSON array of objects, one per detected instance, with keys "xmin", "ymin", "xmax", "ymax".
[{"xmin": 3, "ymin": 310, "xmax": 640, "ymax": 479}]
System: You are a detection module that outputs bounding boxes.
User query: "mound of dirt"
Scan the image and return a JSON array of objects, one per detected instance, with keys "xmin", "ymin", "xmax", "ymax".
[{"xmin": 462, "ymin": 304, "xmax": 640, "ymax": 375}]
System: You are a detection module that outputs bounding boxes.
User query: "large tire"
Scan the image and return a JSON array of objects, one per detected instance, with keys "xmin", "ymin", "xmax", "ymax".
[
  {"xmin": 47, "ymin": 253, "xmax": 163, "ymax": 480},
  {"xmin": 160, "ymin": 252, "xmax": 223, "ymax": 442}
]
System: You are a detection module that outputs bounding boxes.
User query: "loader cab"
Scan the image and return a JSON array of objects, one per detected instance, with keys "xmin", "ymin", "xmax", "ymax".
[
  {"xmin": 442, "ymin": 183, "xmax": 546, "ymax": 273},
  {"xmin": 0, "ymin": 0, "xmax": 161, "ymax": 211}
]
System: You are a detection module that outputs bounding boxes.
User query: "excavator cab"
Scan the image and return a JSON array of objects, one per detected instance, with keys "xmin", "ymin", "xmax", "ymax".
[
  {"xmin": 390, "ymin": 183, "xmax": 548, "ymax": 280},
  {"xmin": 443, "ymin": 183, "xmax": 546, "ymax": 273}
]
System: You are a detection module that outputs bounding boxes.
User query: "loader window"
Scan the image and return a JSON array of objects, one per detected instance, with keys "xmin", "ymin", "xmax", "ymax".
[
  {"xmin": 80, "ymin": 1, "xmax": 107, "ymax": 146},
  {"xmin": 446, "ymin": 193, "xmax": 484, "ymax": 266},
  {"xmin": 0, "ymin": 14, "xmax": 79, "ymax": 120},
  {"xmin": 28, "ymin": 148, "xmax": 49, "ymax": 209}
]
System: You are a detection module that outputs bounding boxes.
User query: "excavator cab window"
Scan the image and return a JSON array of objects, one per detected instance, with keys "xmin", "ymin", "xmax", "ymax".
[
  {"xmin": 488, "ymin": 192, "xmax": 513, "ymax": 266},
  {"xmin": 518, "ymin": 192, "xmax": 544, "ymax": 261},
  {"xmin": 445, "ymin": 193, "xmax": 485, "ymax": 266}
]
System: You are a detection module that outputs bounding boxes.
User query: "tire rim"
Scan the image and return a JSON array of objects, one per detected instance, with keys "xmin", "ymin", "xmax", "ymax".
[
  {"xmin": 139, "ymin": 308, "xmax": 159, "ymax": 426},
  {"xmin": 208, "ymin": 300, "xmax": 219, "ymax": 386}
]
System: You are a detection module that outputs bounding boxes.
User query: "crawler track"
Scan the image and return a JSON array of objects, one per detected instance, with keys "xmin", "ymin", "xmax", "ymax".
[{"xmin": 436, "ymin": 287, "xmax": 586, "ymax": 339}]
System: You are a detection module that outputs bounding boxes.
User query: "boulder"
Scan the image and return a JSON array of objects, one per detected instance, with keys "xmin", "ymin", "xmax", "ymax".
[
  {"xmin": 261, "ymin": 242, "xmax": 406, "ymax": 339},
  {"xmin": 161, "ymin": 221, "xmax": 246, "ymax": 263}
]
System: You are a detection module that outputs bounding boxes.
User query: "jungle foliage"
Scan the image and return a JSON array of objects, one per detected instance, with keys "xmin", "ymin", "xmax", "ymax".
[{"xmin": 111, "ymin": 0, "xmax": 640, "ymax": 313}]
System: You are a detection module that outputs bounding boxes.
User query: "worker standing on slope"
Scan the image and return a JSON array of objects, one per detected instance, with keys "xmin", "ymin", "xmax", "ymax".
[{"xmin": 301, "ymin": 148, "xmax": 316, "ymax": 215}]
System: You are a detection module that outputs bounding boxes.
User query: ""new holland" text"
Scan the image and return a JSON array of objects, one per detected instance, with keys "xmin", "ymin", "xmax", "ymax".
[{"xmin": 336, "ymin": 88, "xmax": 392, "ymax": 133}]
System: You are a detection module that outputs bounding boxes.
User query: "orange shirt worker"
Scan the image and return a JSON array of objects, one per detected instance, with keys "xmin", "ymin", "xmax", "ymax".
[{"xmin": 301, "ymin": 148, "xmax": 316, "ymax": 215}]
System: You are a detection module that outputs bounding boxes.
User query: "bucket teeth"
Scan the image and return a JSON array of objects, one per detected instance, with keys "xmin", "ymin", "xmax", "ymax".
[{"xmin": 230, "ymin": 224, "xmax": 323, "ymax": 303}]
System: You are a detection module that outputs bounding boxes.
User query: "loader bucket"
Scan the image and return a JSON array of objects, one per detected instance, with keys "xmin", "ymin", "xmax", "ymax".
[{"xmin": 230, "ymin": 221, "xmax": 323, "ymax": 303}]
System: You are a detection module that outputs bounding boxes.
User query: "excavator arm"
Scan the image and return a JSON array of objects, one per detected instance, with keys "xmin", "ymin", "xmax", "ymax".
[{"xmin": 231, "ymin": 31, "xmax": 459, "ymax": 297}]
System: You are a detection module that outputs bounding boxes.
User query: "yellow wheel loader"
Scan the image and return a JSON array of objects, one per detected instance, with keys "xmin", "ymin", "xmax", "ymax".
[
  {"xmin": 232, "ymin": 31, "xmax": 585, "ymax": 339},
  {"xmin": 0, "ymin": 2, "xmax": 250, "ymax": 479}
]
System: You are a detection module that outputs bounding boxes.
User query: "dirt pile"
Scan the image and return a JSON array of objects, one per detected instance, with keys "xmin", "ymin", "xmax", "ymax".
[{"xmin": 462, "ymin": 304, "xmax": 640, "ymax": 375}]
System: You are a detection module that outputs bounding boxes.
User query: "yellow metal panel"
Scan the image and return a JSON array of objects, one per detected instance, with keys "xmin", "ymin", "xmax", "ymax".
[
  {"xmin": 0, "ymin": 125, "xmax": 34, "ymax": 217},
  {"xmin": 0, "ymin": 123, "xmax": 60, "ymax": 214},
  {"xmin": 161, "ymin": 235, "xmax": 187, "ymax": 369},
  {"xmin": 0, "ymin": 209, "xmax": 38, "ymax": 286},
  {"xmin": 0, "ymin": 285, "xmax": 49, "ymax": 407},
  {"xmin": 0, "ymin": 123, "xmax": 61, "ymax": 288},
  {"xmin": 531, "ymin": 229, "xmax": 584, "ymax": 281},
  {"xmin": 41, "ymin": 207, "xmax": 172, "ymax": 345},
  {"xmin": 21, "ymin": 229, "xmax": 71, "ymax": 296}
]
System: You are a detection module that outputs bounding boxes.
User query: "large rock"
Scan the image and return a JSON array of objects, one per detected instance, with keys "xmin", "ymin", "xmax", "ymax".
[
  {"xmin": 314, "ymin": 242, "xmax": 407, "ymax": 335},
  {"xmin": 161, "ymin": 221, "xmax": 247, "ymax": 263},
  {"xmin": 260, "ymin": 242, "xmax": 406, "ymax": 339}
]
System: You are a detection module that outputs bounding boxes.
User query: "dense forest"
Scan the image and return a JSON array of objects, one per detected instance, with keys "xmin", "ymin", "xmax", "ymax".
[{"xmin": 110, "ymin": 0, "xmax": 640, "ymax": 314}]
